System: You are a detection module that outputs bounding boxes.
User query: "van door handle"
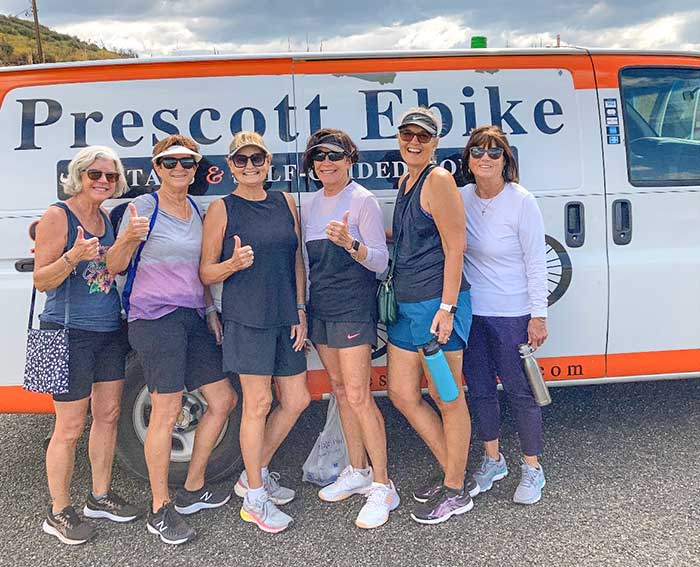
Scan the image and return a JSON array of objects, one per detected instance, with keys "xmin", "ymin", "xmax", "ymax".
[
  {"xmin": 565, "ymin": 201, "xmax": 585, "ymax": 248},
  {"xmin": 612, "ymin": 199, "xmax": 633, "ymax": 245},
  {"xmin": 15, "ymin": 258, "xmax": 35, "ymax": 272}
]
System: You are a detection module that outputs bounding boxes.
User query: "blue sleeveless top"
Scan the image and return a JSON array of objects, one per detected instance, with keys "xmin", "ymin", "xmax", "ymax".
[{"xmin": 39, "ymin": 202, "xmax": 122, "ymax": 332}]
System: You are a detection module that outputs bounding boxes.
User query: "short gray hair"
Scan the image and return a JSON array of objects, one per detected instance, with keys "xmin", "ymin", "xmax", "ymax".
[
  {"xmin": 398, "ymin": 106, "xmax": 443, "ymax": 137},
  {"xmin": 60, "ymin": 146, "xmax": 128, "ymax": 197}
]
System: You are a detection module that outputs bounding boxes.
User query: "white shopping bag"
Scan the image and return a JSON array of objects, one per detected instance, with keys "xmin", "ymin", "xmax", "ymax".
[{"xmin": 302, "ymin": 394, "xmax": 350, "ymax": 486}]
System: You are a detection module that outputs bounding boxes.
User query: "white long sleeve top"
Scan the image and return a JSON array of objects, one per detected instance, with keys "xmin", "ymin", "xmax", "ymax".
[{"xmin": 459, "ymin": 182, "xmax": 548, "ymax": 318}]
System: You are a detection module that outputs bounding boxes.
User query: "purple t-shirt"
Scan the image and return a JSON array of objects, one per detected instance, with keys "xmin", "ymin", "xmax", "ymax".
[{"xmin": 119, "ymin": 193, "xmax": 205, "ymax": 321}]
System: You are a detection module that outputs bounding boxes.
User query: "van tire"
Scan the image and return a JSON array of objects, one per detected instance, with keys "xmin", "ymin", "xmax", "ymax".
[{"xmin": 116, "ymin": 352, "xmax": 242, "ymax": 486}]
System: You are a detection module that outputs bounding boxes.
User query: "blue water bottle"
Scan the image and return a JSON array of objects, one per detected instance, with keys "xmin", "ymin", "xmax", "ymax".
[{"xmin": 422, "ymin": 337, "xmax": 460, "ymax": 402}]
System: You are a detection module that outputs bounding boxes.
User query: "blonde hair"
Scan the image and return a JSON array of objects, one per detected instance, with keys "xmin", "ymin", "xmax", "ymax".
[
  {"xmin": 398, "ymin": 106, "xmax": 443, "ymax": 136},
  {"xmin": 60, "ymin": 146, "xmax": 127, "ymax": 197},
  {"xmin": 228, "ymin": 131, "xmax": 270, "ymax": 156}
]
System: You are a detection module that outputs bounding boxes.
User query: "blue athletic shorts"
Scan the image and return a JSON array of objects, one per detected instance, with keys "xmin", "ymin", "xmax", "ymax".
[{"xmin": 387, "ymin": 290, "xmax": 472, "ymax": 352}]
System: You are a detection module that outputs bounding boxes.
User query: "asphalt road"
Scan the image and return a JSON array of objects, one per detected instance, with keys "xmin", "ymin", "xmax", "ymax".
[{"xmin": 2, "ymin": 379, "xmax": 699, "ymax": 567}]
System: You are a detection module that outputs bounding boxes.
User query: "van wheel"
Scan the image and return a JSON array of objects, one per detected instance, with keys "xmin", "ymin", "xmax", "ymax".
[
  {"xmin": 116, "ymin": 352, "xmax": 242, "ymax": 486},
  {"xmin": 545, "ymin": 235, "xmax": 573, "ymax": 306}
]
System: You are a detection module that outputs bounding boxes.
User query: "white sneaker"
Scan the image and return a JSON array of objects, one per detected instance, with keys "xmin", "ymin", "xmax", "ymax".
[
  {"xmin": 318, "ymin": 465, "xmax": 373, "ymax": 502},
  {"xmin": 234, "ymin": 470, "xmax": 295, "ymax": 505},
  {"xmin": 355, "ymin": 480, "xmax": 400, "ymax": 529}
]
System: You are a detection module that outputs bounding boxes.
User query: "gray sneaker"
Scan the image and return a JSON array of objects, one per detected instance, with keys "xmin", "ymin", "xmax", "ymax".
[
  {"xmin": 235, "ymin": 470, "xmax": 295, "ymax": 505},
  {"xmin": 413, "ymin": 472, "xmax": 480, "ymax": 502},
  {"xmin": 240, "ymin": 491, "xmax": 293, "ymax": 533},
  {"xmin": 147, "ymin": 503, "xmax": 196, "ymax": 545},
  {"xmin": 513, "ymin": 460, "xmax": 546, "ymax": 505},
  {"xmin": 174, "ymin": 484, "xmax": 231, "ymax": 515},
  {"xmin": 473, "ymin": 453, "xmax": 509, "ymax": 493},
  {"xmin": 43, "ymin": 505, "xmax": 95, "ymax": 545}
]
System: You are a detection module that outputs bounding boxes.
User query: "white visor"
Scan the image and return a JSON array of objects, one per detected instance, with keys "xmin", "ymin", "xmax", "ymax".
[{"xmin": 153, "ymin": 145, "xmax": 202, "ymax": 163}]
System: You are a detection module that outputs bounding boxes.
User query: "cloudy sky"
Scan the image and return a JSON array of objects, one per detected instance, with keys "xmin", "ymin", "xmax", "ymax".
[{"xmin": 3, "ymin": 0, "xmax": 700, "ymax": 56}]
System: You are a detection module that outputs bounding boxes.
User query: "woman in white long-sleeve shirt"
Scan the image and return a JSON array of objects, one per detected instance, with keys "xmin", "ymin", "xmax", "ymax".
[
  {"xmin": 301, "ymin": 128, "xmax": 398, "ymax": 529},
  {"xmin": 459, "ymin": 125, "xmax": 549, "ymax": 505}
]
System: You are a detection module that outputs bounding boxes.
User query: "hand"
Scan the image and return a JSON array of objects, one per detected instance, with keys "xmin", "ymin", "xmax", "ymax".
[
  {"xmin": 69, "ymin": 225, "xmax": 100, "ymax": 263},
  {"xmin": 125, "ymin": 202, "xmax": 149, "ymax": 242},
  {"xmin": 527, "ymin": 318, "xmax": 548, "ymax": 349},
  {"xmin": 226, "ymin": 235, "xmax": 254, "ymax": 273},
  {"xmin": 430, "ymin": 309, "xmax": 454, "ymax": 345},
  {"xmin": 325, "ymin": 210, "xmax": 353, "ymax": 250},
  {"xmin": 206, "ymin": 310, "xmax": 223, "ymax": 345},
  {"xmin": 290, "ymin": 309, "xmax": 308, "ymax": 352}
]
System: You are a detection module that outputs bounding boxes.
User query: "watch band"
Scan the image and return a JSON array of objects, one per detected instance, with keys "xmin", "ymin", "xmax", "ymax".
[
  {"xmin": 351, "ymin": 239, "xmax": 360, "ymax": 252},
  {"xmin": 439, "ymin": 303, "xmax": 458, "ymax": 314},
  {"xmin": 296, "ymin": 303, "xmax": 306, "ymax": 312}
]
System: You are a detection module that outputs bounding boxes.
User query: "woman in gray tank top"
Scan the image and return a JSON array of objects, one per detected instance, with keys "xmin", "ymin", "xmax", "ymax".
[{"xmin": 33, "ymin": 146, "xmax": 139, "ymax": 544}]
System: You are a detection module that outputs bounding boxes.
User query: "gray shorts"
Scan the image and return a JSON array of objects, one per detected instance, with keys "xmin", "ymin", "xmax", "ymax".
[{"xmin": 308, "ymin": 318, "xmax": 377, "ymax": 349}]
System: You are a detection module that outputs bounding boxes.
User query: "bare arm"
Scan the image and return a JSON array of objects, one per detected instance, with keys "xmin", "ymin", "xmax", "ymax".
[
  {"xmin": 284, "ymin": 192, "xmax": 308, "ymax": 351},
  {"xmin": 199, "ymin": 199, "xmax": 253, "ymax": 285},
  {"xmin": 105, "ymin": 202, "xmax": 148, "ymax": 275},
  {"xmin": 33, "ymin": 206, "xmax": 99, "ymax": 292}
]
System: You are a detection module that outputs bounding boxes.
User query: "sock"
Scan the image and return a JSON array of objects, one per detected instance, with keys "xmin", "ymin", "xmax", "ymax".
[
  {"xmin": 246, "ymin": 486, "xmax": 265, "ymax": 504},
  {"xmin": 261, "ymin": 467, "xmax": 269, "ymax": 480},
  {"xmin": 357, "ymin": 467, "xmax": 371, "ymax": 477},
  {"xmin": 92, "ymin": 491, "xmax": 107, "ymax": 501}
]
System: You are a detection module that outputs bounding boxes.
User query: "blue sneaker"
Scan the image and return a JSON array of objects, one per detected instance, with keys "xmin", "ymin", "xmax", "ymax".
[
  {"xmin": 473, "ymin": 453, "xmax": 508, "ymax": 493},
  {"xmin": 513, "ymin": 460, "xmax": 546, "ymax": 505}
]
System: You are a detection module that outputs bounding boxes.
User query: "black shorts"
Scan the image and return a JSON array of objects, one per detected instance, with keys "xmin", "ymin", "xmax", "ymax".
[
  {"xmin": 128, "ymin": 308, "xmax": 224, "ymax": 394},
  {"xmin": 40, "ymin": 322, "xmax": 129, "ymax": 403},
  {"xmin": 308, "ymin": 318, "xmax": 377, "ymax": 349},
  {"xmin": 222, "ymin": 320, "xmax": 307, "ymax": 377}
]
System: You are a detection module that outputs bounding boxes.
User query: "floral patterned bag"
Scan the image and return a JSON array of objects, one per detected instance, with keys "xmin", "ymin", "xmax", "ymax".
[{"xmin": 23, "ymin": 280, "xmax": 70, "ymax": 395}]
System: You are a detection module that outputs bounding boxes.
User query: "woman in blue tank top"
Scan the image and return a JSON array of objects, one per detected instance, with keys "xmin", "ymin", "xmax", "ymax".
[
  {"xmin": 33, "ymin": 146, "xmax": 139, "ymax": 544},
  {"xmin": 200, "ymin": 131, "xmax": 309, "ymax": 533},
  {"xmin": 386, "ymin": 107, "xmax": 475, "ymax": 525}
]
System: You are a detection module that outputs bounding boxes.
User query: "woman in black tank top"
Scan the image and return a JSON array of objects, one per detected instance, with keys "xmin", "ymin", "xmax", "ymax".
[
  {"xmin": 200, "ymin": 132, "xmax": 309, "ymax": 533},
  {"xmin": 386, "ymin": 108, "xmax": 475, "ymax": 524}
]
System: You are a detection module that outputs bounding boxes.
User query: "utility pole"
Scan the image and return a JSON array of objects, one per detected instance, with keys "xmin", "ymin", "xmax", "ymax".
[{"xmin": 31, "ymin": 0, "xmax": 44, "ymax": 63}]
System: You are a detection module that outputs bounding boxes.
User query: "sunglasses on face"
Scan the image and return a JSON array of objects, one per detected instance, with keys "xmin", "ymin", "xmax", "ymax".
[
  {"xmin": 230, "ymin": 153, "xmax": 267, "ymax": 168},
  {"xmin": 311, "ymin": 150, "xmax": 346, "ymax": 162},
  {"xmin": 158, "ymin": 157, "xmax": 198, "ymax": 170},
  {"xmin": 469, "ymin": 146, "xmax": 505, "ymax": 160},
  {"xmin": 85, "ymin": 169, "xmax": 120, "ymax": 183},
  {"xmin": 399, "ymin": 130, "xmax": 434, "ymax": 144}
]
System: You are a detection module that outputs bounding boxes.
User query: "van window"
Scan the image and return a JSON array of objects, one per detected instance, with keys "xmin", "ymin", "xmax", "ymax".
[{"xmin": 620, "ymin": 67, "xmax": 700, "ymax": 186}]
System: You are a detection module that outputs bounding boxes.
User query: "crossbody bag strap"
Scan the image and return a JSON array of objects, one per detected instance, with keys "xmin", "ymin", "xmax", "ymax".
[{"xmin": 27, "ymin": 266, "xmax": 72, "ymax": 330}]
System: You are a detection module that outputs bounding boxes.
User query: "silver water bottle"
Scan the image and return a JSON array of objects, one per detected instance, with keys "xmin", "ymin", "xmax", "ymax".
[{"xmin": 518, "ymin": 344, "xmax": 552, "ymax": 407}]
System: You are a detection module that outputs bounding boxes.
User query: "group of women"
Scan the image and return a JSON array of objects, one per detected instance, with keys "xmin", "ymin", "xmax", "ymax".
[{"xmin": 33, "ymin": 105, "xmax": 548, "ymax": 545}]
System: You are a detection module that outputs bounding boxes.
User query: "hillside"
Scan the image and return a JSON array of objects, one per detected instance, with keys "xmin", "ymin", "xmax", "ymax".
[{"xmin": 0, "ymin": 14, "xmax": 136, "ymax": 66}]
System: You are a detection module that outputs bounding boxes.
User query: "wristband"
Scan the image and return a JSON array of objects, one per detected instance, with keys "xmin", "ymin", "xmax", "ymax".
[
  {"xmin": 439, "ymin": 302, "xmax": 457, "ymax": 314},
  {"xmin": 205, "ymin": 305, "xmax": 217, "ymax": 315}
]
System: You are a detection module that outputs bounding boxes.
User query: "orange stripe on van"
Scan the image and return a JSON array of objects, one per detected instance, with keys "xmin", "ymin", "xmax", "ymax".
[
  {"xmin": 0, "ymin": 58, "xmax": 294, "ymax": 107},
  {"xmin": 607, "ymin": 348, "xmax": 700, "ymax": 377},
  {"xmin": 591, "ymin": 54, "xmax": 700, "ymax": 89},
  {"xmin": 0, "ymin": 386, "xmax": 53, "ymax": 413},
  {"xmin": 294, "ymin": 54, "xmax": 596, "ymax": 89}
]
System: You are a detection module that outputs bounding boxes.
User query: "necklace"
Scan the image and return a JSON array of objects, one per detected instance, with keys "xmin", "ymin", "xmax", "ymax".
[{"xmin": 475, "ymin": 186, "xmax": 505, "ymax": 216}]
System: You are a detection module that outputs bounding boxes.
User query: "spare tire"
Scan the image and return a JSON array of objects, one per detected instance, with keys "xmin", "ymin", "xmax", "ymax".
[{"xmin": 116, "ymin": 352, "xmax": 242, "ymax": 486}]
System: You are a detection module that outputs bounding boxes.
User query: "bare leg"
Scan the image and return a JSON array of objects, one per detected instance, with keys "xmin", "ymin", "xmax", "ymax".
[
  {"xmin": 46, "ymin": 398, "xmax": 89, "ymax": 513},
  {"xmin": 184, "ymin": 378, "xmax": 237, "ymax": 491},
  {"xmin": 387, "ymin": 343, "xmax": 447, "ymax": 469},
  {"xmin": 239, "ymin": 375, "xmax": 273, "ymax": 490},
  {"xmin": 337, "ymin": 345, "xmax": 389, "ymax": 484},
  {"xmin": 484, "ymin": 439, "xmax": 500, "ymax": 460},
  {"xmin": 523, "ymin": 455, "xmax": 539, "ymax": 468},
  {"xmin": 145, "ymin": 391, "xmax": 182, "ymax": 512},
  {"xmin": 317, "ymin": 345, "xmax": 367, "ymax": 470},
  {"xmin": 88, "ymin": 380, "xmax": 124, "ymax": 495},
  {"xmin": 260, "ymin": 372, "xmax": 310, "ymax": 467}
]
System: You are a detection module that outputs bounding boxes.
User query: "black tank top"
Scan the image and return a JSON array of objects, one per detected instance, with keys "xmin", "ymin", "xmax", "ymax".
[
  {"xmin": 220, "ymin": 191, "xmax": 299, "ymax": 328},
  {"xmin": 392, "ymin": 165, "xmax": 469, "ymax": 303}
]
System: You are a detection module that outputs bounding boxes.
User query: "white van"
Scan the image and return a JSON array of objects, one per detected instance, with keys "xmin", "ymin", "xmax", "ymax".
[{"xmin": 1, "ymin": 48, "xmax": 698, "ymax": 482}]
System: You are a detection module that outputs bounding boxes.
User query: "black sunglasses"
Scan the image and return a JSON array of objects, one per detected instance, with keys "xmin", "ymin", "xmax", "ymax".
[
  {"xmin": 230, "ymin": 153, "xmax": 267, "ymax": 168},
  {"xmin": 158, "ymin": 157, "xmax": 198, "ymax": 169},
  {"xmin": 399, "ymin": 130, "xmax": 434, "ymax": 144},
  {"xmin": 85, "ymin": 169, "xmax": 120, "ymax": 183},
  {"xmin": 312, "ymin": 150, "xmax": 346, "ymax": 162},
  {"xmin": 469, "ymin": 146, "xmax": 505, "ymax": 160}
]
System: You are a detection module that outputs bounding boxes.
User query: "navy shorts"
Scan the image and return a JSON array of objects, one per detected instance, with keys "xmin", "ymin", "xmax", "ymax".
[
  {"xmin": 40, "ymin": 321, "xmax": 129, "ymax": 403},
  {"xmin": 128, "ymin": 307, "xmax": 224, "ymax": 394},
  {"xmin": 223, "ymin": 320, "xmax": 307, "ymax": 377},
  {"xmin": 309, "ymin": 317, "xmax": 377, "ymax": 349},
  {"xmin": 387, "ymin": 290, "xmax": 473, "ymax": 352}
]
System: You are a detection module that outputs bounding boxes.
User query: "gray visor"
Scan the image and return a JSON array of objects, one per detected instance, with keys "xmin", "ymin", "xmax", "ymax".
[{"xmin": 398, "ymin": 112, "xmax": 439, "ymax": 136}]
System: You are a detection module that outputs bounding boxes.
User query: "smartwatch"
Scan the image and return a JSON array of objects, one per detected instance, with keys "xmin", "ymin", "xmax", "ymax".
[
  {"xmin": 439, "ymin": 303, "xmax": 458, "ymax": 314},
  {"xmin": 347, "ymin": 239, "xmax": 360, "ymax": 252}
]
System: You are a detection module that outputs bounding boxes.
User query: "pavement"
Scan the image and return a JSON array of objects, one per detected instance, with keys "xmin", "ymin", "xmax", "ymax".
[{"xmin": 1, "ymin": 378, "xmax": 699, "ymax": 567}]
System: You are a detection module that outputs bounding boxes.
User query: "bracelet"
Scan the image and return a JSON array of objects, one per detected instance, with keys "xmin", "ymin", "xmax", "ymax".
[
  {"xmin": 205, "ymin": 305, "xmax": 217, "ymax": 315},
  {"xmin": 296, "ymin": 303, "xmax": 306, "ymax": 312},
  {"xmin": 62, "ymin": 253, "xmax": 76, "ymax": 272}
]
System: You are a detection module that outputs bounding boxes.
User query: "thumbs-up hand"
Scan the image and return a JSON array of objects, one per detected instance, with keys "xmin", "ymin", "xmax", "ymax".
[
  {"xmin": 70, "ymin": 225, "xmax": 101, "ymax": 262},
  {"xmin": 226, "ymin": 234, "xmax": 254, "ymax": 273},
  {"xmin": 325, "ymin": 209, "xmax": 353, "ymax": 249},
  {"xmin": 125, "ymin": 202, "xmax": 150, "ymax": 242}
]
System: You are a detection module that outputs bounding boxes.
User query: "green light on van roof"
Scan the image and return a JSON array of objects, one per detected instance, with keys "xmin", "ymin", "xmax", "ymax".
[{"xmin": 471, "ymin": 36, "xmax": 487, "ymax": 48}]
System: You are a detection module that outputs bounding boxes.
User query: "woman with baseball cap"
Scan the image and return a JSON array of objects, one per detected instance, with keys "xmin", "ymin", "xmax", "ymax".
[
  {"xmin": 301, "ymin": 128, "xmax": 399, "ymax": 529},
  {"xmin": 107, "ymin": 134, "xmax": 237, "ymax": 545},
  {"xmin": 200, "ymin": 131, "xmax": 310, "ymax": 534},
  {"xmin": 386, "ymin": 107, "xmax": 476, "ymax": 524}
]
